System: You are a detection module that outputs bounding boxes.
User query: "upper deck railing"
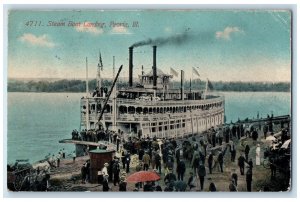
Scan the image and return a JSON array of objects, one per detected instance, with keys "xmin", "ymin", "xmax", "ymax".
[
  {"xmin": 83, "ymin": 95, "xmax": 224, "ymax": 107},
  {"xmin": 83, "ymin": 106, "xmax": 224, "ymax": 122}
]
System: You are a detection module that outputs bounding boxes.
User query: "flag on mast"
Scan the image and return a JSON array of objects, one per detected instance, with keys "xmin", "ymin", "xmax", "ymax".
[
  {"xmin": 98, "ymin": 51, "xmax": 103, "ymax": 71},
  {"xmin": 192, "ymin": 67, "xmax": 200, "ymax": 77},
  {"xmin": 170, "ymin": 67, "xmax": 179, "ymax": 77},
  {"xmin": 207, "ymin": 79, "xmax": 214, "ymax": 90}
]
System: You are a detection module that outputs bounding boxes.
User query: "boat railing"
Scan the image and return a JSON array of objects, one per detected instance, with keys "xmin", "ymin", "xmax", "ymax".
[
  {"xmin": 81, "ymin": 106, "xmax": 224, "ymax": 122},
  {"xmin": 116, "ymin": 96, "xmax": 224, "ymax": 106},
  {"xmin": 81, "ymin": 95, "xmax": 224, "ymax": 107}
]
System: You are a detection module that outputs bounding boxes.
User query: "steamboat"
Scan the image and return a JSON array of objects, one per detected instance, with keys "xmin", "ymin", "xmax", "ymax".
[{"xmin": 79, "ymin": 46, "xmax": 225, "ymax": 142}]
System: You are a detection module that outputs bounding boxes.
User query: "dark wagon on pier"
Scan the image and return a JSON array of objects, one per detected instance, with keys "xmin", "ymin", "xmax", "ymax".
[{"xmin": 7, "ymin": 160, "xmax": 33, "ymax": 191}]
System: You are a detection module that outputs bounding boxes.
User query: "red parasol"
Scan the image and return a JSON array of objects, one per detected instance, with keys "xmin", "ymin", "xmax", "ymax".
[{"xmin": 126, "ymin": 171, "xmax": 160, "ymax": 183}]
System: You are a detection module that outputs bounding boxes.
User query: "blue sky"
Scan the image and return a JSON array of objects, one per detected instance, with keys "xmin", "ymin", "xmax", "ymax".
[{"xmin": 8, "ymin": 10, "xmax": 291, "ymax": 82}]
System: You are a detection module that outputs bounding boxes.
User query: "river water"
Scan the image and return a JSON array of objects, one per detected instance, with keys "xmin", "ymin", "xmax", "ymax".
[{"xmin": 7, "ymin": 91, "xmax": 291, "ymax": 164}]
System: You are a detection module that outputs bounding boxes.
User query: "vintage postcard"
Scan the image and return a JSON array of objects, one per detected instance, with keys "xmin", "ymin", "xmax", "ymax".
[{"xmin": 6, "ymin": 9, "xmax": 291, "ymax": 193}]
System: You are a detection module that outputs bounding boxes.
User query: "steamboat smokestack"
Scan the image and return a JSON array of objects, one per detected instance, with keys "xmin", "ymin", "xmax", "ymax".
[
  {"xmin": 181, "ymin": 70, "xmax": 184, "ymax": 100},
  {"xmin": 153, "ymin": 46, "xmax": 157, "ymax": 89},
  {"xmin": 129, "ymin": 47, "xmax": 133, "ymax": 87}
]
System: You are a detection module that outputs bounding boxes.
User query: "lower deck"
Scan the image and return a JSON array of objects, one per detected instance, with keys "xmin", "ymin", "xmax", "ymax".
[{"xmin": 97, "ymin": 108, "xmax": 224, "ymax": 139}]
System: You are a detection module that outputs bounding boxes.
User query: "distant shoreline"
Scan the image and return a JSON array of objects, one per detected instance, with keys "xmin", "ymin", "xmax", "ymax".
[{"xmin": 7, "ymin": 79, "xmax": 291, "ymax": 93}]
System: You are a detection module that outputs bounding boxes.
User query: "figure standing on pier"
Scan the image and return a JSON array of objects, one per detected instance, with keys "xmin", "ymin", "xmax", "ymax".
[
  {"xmin": 238, "ymin": 154, "xmax": 246, "ymax": 175},
  {"xmin": 72, "ymin": 151, "xmax": 76, "ymax": 163},
  {"xmin": 256, "ymin": 144, "xmax": 261, "ymax": 166},
  {"xmin": 103, "ymin": 174, "xmax": 110, "ymax": 191},
  {"xmin": 125, "ymin": 152, "xmax": 131, "ymax": 173},
  {"xmin": 217, "ymin": 147, "xmax": 227, "ymax": 173},
  {"xmin": 230, "ymin": 143, "xmax": 236, "ymax": 162},
  {"xmin": 245, "ymin": 144, "xmax": 250, "ymax": 162},
  {"xmin": 197, "ymin": 161, "xmax": 206, "ymax": 191},
  {"xmin": 208, "ymin": 151, "xmax": 214, "ymax": 174},
  {"xmin": 246, "ymin": 167, "xmax": 253, "ymax": 192}
]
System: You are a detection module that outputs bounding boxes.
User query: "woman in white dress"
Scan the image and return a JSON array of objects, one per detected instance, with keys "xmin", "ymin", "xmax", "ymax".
[{"xmin": 256, "ymin": 144, "xmax": 261, "ymax": 165}]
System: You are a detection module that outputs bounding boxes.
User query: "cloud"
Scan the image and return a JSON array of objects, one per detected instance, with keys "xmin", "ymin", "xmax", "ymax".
[
  {"xmin": 111, "ymin": 26, "xmax": 131, "ymax": 34},
  {"xmin": 19, "ymin": 33, "xmax": 55, "ymax": 47},
  {"xmin": 215, "ymin": 26, "xmax": 243, "ymax": 40},
  {"xmin": 75, "ymin": 23, "xmax": 103, "ymax": 35}
]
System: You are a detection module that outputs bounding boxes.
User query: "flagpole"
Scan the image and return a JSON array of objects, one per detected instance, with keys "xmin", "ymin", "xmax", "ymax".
[
  {"xmin": 86, "ymin": 57, "xmax": 89, "ymax": 130},
  {"xmin": 204, "ymin": 78, "xmax": 208, "ymax": 100},
  {"xmin": 113, "ymin": 56, "xmax": 117, "ymax": 131},
  {"xmin": 191, "ymin": 67, "xmax": 193, "ymax": 92},
  {"xmin": 191, "ymin": 68, "xmax": 193, "ymax": 99},
  {"xmin": 181, "ymin": 70, "xmax": 184, "ymax": 101}
]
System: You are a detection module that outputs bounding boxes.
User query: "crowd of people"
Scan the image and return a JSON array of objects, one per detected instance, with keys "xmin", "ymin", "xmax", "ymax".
[{"xmin": 74, "ymin": 119, "xmax": 290, "ymax": 192}]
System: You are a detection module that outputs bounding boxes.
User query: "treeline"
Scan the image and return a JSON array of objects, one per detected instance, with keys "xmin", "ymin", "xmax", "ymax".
[
  {"xmin": 8, "ymin": 79, "xmax": 290, "ymax": 92},
  {"xmin": 211, "ymin": 81, "xmax": 290, "ymax": 92},
  {"xmin": 179, "ymin": 80, "xmax": 290, "ymax": 92}
]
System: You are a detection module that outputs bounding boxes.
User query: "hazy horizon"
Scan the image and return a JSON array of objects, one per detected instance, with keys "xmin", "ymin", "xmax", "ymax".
[{"xmin": 8, "ymin": 76, "xmax": 291, "ymax": 83}]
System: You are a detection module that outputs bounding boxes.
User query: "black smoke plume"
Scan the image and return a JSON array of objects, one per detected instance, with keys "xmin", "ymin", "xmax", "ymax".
[{"xmin": 130, "ymin": 32, "xmax": 190, "ymax": 48}]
